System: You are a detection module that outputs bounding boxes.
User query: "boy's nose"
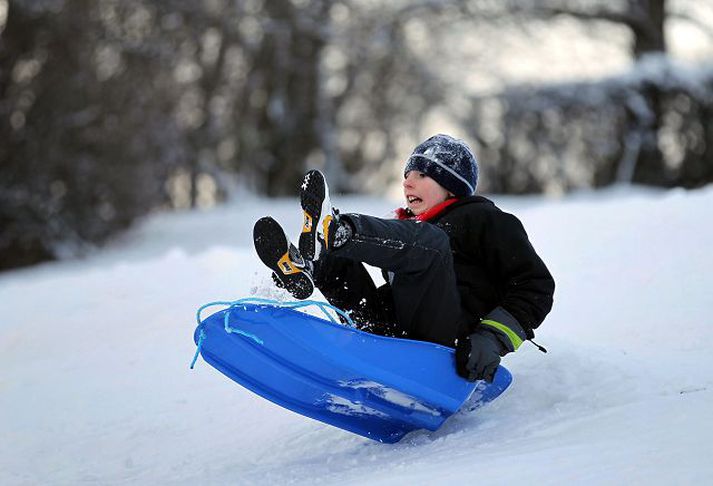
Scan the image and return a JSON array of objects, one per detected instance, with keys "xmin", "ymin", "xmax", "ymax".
[{"xmin": 403, "ymin": 172, "xmax": 415, "ymax": 188}]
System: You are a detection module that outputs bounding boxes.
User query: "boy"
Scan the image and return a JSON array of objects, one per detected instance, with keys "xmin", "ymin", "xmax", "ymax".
[{"xmin": 253, "ymin": 134, "xmax": 555, "ymax": 382}]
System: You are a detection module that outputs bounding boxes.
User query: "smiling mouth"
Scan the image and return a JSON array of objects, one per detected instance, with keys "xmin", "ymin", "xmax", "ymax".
[{"xmin": 407, "ymin": 196, "xmax": 422, "ymax": 204}]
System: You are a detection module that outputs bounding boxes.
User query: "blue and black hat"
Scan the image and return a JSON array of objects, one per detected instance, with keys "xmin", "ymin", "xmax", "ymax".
[{"xmin": 404, "ymin": 134, "xmax": 478, "ymax": 197}]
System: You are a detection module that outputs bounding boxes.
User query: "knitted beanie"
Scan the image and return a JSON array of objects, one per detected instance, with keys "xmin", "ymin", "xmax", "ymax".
[{"xmin": 404, "ymin": 134, "xmax": 478, "ymax": 197}]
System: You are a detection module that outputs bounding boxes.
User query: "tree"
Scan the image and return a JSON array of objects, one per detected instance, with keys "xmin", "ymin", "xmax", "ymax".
[
  {"xmin": 455, "ymin": 0, "xmax": 712, "ymax": 187},
  {"xmin": 0, "ymin": 0, "xmax": 182, "ymax": 270}
]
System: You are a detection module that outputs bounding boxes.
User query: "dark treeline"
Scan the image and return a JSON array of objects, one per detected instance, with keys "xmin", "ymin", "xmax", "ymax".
[
  {"xmin": 465, "ymin": 59, "xmax": 713, "ymax": 194},
  {"xmin": 1, "ymin": 0, "xmax": 711, "ymax": 270}
]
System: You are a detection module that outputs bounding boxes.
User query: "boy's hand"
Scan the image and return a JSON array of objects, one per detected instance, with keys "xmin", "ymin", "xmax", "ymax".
[
  {"xmin": 455, "ymin": 328, "xmax": 505, "ymax": 382},
  {"xmin": 456, "ymin": 308, "xmax": 529, "ymax": 382}
]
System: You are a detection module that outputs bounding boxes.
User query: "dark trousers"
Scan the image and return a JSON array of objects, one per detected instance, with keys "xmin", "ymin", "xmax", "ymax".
[{"xmin": 313, "ymin": 214, "xmax": 466, "ymax": 347}]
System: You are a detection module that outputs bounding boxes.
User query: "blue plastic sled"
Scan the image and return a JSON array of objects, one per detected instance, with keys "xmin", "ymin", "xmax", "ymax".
[{"xmin": 192, "ymin": 301, "xmax": 512, "ymax": 443}]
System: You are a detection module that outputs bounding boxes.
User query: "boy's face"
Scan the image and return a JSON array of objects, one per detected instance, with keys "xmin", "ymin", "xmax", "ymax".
[{"xmin": 403, "ymin": 170, "xmax": 450, "ymax": 215}]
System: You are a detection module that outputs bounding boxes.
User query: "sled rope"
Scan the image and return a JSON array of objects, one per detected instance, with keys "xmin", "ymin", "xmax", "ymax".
[
  {"xmin": 190, "ymin": 297, "xmax": 355, "ymax": 369},
  {"xmin": 190, "ymin": 329, "xmax": 206, "ymax": 369}
]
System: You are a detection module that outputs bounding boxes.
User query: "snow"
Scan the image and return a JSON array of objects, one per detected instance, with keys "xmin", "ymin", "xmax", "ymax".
[
  {"xmin": 2, "ymin": 185, "xmax": 713, "ymax": 485},
  {"xmin": 337, "ymin": 380, "xmax": 443, "ymax": 417}
]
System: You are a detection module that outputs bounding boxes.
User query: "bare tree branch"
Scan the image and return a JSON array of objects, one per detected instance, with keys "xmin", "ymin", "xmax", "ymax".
[{"xmin": 536, "ymin": 7, "xmax": 638, "ymax": 26}]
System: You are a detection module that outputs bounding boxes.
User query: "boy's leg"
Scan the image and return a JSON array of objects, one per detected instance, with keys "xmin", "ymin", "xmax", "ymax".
[
  {"xmin": 330, "ymin": 214, "xmax": 466, "ymax": 347},
  {"xmin": 297, "ymin": 169, "xmax": 464, "ymax": 346},
  {"xmin": 252, "ymin": 212, "xmax": 398, "ymax": 335},
  {"xmin": 298, "ymin": 169, "xmax": 399, "ymax": 335},
  {"xmin": 313, "ymin": 254, "xmax": 399, "ymax": 337}
]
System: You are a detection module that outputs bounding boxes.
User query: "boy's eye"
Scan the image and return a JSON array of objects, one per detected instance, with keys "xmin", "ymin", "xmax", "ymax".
[{"xmin": 404, "ymin": 170, "xmax": 427, "ymax": 180}]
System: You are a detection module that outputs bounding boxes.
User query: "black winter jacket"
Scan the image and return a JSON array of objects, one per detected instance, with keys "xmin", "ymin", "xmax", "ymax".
[{"xmin": 428, "ymin": 196, "xmax": 554, "ymax": 339}]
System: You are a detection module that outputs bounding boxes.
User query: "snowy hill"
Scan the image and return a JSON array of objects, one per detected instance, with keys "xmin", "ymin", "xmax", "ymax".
[{"xmin": 2, "ymin": 186, "xmax": 712, "ymax": 485}]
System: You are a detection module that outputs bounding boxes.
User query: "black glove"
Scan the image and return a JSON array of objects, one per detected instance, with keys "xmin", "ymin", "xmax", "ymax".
[
  {"xmin": 455, "ymin": 327, "xmax": 505, "ymax": 383},
  {"xmin": 456, "ymin": 307, "xmax": 530, "ymax": 382}
]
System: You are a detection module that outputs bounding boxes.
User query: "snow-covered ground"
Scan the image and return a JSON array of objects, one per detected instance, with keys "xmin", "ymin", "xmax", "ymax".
[{"xmin": 2, "ymin": 186, "xmax": 712, "ymax": 485}]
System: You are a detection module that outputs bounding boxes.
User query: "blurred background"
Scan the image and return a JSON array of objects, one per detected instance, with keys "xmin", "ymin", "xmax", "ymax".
[{"xmin": 1, "ymin": 0, "xmax": 712, "ymax": 271}]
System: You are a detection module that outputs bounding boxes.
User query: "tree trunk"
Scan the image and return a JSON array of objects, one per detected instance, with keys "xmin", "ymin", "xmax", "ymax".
[{"xmin": 631, "ymin": 0, "xmax": 667, "ymax": 58}]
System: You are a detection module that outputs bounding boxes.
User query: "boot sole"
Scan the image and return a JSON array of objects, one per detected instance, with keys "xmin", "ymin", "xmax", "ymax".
[
  {"xmin": 299, "ymin": 170, "xmax": 331, "ymax": 260},
  {"xmin": 254, "ymin": 216, "xmax": 314, "ymax": 300}
]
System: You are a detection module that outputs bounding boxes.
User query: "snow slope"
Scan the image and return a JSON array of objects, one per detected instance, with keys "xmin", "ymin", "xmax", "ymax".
[{"xmin": 1, "ymin": 186, "xmax": 712, "ymax": 485}]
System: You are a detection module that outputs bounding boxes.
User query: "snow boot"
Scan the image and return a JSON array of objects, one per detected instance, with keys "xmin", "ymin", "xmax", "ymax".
[
  {"xmin": 299, "ymin": 169, "xmax": 340, "ymax": 261},
  {"xmin": 253, "ymin": 216, "xmax": 314, "ymax": 300}
]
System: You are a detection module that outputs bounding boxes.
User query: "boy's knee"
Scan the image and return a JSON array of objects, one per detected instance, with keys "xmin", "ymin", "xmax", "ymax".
[{"xmin": 416, "ymin": 224, "xmax": 451, "ymax": 255}]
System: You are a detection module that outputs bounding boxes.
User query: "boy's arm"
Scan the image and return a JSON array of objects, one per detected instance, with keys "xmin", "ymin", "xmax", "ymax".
[
  {"xmin": 456, "ymin": 209, "xmax": 554, "ymax": 382},
  {"xmin": 481, "ymin": 209, "xmax": 555, "ymax": 340}
]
